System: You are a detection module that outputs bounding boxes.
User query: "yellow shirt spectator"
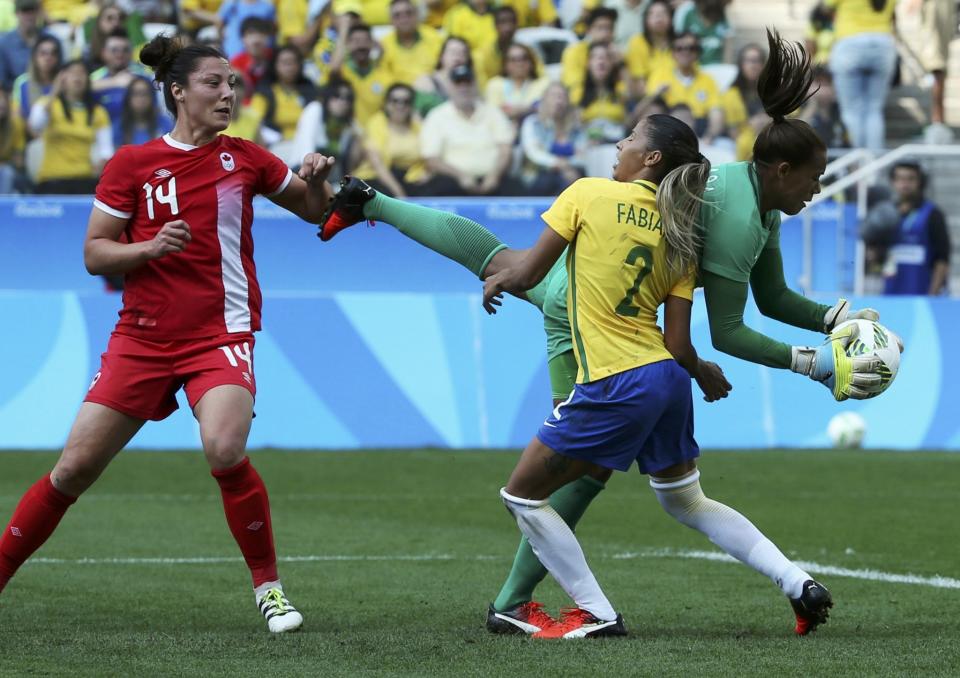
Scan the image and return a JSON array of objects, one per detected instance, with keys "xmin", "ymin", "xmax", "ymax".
[
  {"xmin": 501, "ymin": 0, "xmax": 558, "ymax": 28},
  {"xmin": 443, "ymin": 2, "xmax": 497, "ymax": 52},
  {"xmin": 354, "ymin": 110, "xmax": 426, "ymax": 183},
  {"xmin": 43, "ymin": 0, "xmax": 87, "ymax": 25},
  {"xmin": 33, "ymin": 97, "xmax": 110, "ymax": 181},
  {"xmin": 824, "ymin": 0, "xmax": 894, "ymax": 40},
  {"xmin": 425, "ymin": 0, "xmax": 458, "ymax": 28},
  {"xmin": 275, "ymin": 0, "xmax": 308, "ymax": 44},
  {"xmin": 380, "ymin": 26, "xmax": 445, "ymax": 86},
  {"xmin": 0, "ymin": 111, "xmax": 25, "ymax": 164},
  {"xmin": 249, "ymin": 84, "xmax": 312, "ymax": 140},
  {"xmin": 570, "ymin": 82, "xmax": 626, "ymax": 126},
  {"xmin": 647, "ymin": 67, "xmax": 721, "ymax": 120},
  {"xmin": 222, "ymin": 106, "xmax": 263, "ymax": 141},
  {"xmin": 180, "ymin": 0, "xmax": 222, "ymax": 32},
  {"xmin": 625, "ymin": 34, "xmax": 675, "ymax": 81},
  {"xmin": 560, "ymin": 41, "xmax": 588, "ymax": 90},
  {"xmin": 339, "ymin": 60, "xmax": 392, "ymax": 128},
  {"xmin": 542, "ymin": 177, "xmax": 695, "ymax": 382}
]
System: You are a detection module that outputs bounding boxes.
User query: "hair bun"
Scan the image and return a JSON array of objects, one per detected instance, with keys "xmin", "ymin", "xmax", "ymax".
[{"xmin": 139, "ymin": 34, "xmax": 181, "ymax": 80}]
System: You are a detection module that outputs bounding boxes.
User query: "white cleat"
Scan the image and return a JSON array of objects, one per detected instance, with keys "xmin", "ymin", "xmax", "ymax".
[{"xmin": 257, "ymin": 587, "xmax": 303, "ymax": 633}]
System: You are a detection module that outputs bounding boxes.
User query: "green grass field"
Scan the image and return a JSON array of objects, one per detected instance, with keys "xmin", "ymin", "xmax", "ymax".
[{"xmin": 0, "ymin": 449, "xmax": 958, "ymax": 677}]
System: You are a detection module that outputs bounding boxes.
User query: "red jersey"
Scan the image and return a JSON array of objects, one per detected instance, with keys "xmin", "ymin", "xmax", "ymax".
[{"xmin": 94, "ymin": 134, "xmax": 292, "ymax": 340}]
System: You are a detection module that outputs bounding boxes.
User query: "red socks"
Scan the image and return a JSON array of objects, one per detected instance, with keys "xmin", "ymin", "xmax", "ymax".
[
  {"xmin": 211, "ymin": 457, "xmax": 278, "ymax": 587},
  {"xmin": 0, "ymin": 475, "xmax": 77, "ymax": 592}
]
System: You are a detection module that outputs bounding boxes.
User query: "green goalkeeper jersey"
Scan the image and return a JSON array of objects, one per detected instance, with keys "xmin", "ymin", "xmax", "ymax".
[
  {"xmin": 698, "ymin": 162, "xmax": 829, "ymax": 368},
  {"xmin": 701, "ymin": 162, "xmax": 782, "ymax": 283}
]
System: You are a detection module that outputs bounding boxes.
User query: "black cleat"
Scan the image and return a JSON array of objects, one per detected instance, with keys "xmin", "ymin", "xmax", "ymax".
[
  {"xmin": 317, "ymin": 175, "xmax": 376, "ymax": 241},
  {"xmin": 790, "ymin": 579, "xmax": 833, "ymax": 636},
  {"xmin": 486, "ymin": 601, "xmax": 556, "ymax": 635}
]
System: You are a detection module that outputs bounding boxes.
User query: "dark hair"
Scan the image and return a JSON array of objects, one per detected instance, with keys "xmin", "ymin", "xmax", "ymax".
[
  {"xmin": 57, "ymin": 59, "xmax": 97, "ymax": 126},
  {"xmin": 435, "ymin": 36, "xmax": 473, "ymax": 71},
  {"xmin": 119, "ymin": 76, "xmax": 160, "ymax": 145},
  {"xmin": 104, "ymin": 26, "xmax": 130, "ymax": 43},
  {"xmin": 240, "ymin": 16, "xmax": 274, "ymax": 36},
  {"xmin": 347, "ymin": 23, "xmax": 373, "ymax": 39},
  {"xmin": 580, "ymin": 42, "xmax": 618, "ymax": 109},
  {"xmin": 870, "ymin": 0, "xmax": 888, "ymax": 11},
  {"xmin": 140, "ymin": 34, "xmax": 227, "ymax": 118},
  {"xmin": 672, "ymin": 31, "xmax": 701, "ymax": 50},
  {"xmin": 265, "ymin": 44, "xmax": 310, "ymax": 87},
  {"xmin": 501, "ymin": 42, "xmax": 539, "ymax": 78},
  {"xmin": 809, "ymin": 2, "xmax": 833, "ymax": 31},
  {"xmin": 493, "ymin": 5, "xmax": 517, "ymax": 22},
  {"xmin": 645, "ymin": 113, "xmax": 710, "ymax": 272},
  {"xmin": 890, "ymin": 160, "xmax": 926, "ymax": 190},
  {"xmin": 89, "ymin": 4, "xmax": 127, "ymax": 67},
  {"xmin": 694, "ymin": 0, "xmax": 727, "ymax": 24},
  {"xmin": 752, "ymin": 29, "xmax": 825, "ymax": 167},
  {"xmin": 28, "ymin": 35, "xmax": 61, "ymax": 105},
  {"xmin": 383, "ymin": 82, "xmax": 415, "ymax": 122},
  {"xmin": 642, "ymin": 0, "xmax": 674, "ymax": 46},
  {"xmin": 322, "ymin": 77, "xmax": 355, "ymax": 121},
  {"xmin": 732, "ymin": 43, "xmax": 765, "ymax": 115},
  {"xmin": 585, "ymin": 6, "xmax": 618, "ymax": 28}
]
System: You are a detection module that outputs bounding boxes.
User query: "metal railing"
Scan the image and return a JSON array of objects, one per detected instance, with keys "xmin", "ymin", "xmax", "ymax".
[{"xmin": 799, "ymin": 144, "xmax": 960, "ymax": 295}]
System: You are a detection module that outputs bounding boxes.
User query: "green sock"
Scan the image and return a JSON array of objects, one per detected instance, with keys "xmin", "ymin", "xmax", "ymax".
[
  {"xmin": 493, "ymin": 474, "xmax": 606, "ymax": 611},
  {"xmin": 362, "ymin": 192, "xmax": 507, "ymax": 278}
]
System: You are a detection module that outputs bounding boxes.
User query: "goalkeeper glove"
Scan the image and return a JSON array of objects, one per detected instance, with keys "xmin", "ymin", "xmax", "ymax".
[
  {"xmin": 823, "ymin": 298, "xmax": 879, "ymax": 333},
  {"xmin": 791, "ymin": 321, "xmax": 884, "ymax": 401}
]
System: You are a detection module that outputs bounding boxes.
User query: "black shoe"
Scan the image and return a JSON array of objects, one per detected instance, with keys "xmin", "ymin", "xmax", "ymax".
[
  {"xmin": 317, "ymin": 175, "xmax": 376, "ymax": 242},
  {"xmin": 485, "ymin": 601, "xmax": 556, "ymax": 635},
  {"xmin": 790, "ymin": 579, "xmax": 833, "ymax": 636}
]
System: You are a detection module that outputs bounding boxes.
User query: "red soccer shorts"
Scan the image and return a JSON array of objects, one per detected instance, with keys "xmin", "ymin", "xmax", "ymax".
[{"xmin": 84, "ymin": 332, "xmax": 257, "ymax": 421}]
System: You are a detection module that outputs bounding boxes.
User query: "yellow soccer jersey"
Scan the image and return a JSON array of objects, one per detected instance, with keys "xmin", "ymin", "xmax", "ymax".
[
  {"xmin": 340, "ymin": 60, "xmax": 392, "ymax": 128},
  {"xmin": 647, "ymin": 67, "xmax": 720, "ymax": 120},
  {"xmin": 443, "ymin": 3, "xmax": 497, "ymax": 52},
  {"xmin": 36, "ymin": 98, "xmax": 110, "ymax": 182},
  {"xmin": 542, "ymin": 177, "xmax": 695, "ymax": 383},
  {"xmin": 380, "ymin": 27, "xmax": 444, "ymax": 86}
]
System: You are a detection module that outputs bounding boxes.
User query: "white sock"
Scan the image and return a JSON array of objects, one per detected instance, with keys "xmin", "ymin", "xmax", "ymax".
[
  {"xmin": 650, "ymin": 471, "xmax": 810, "ymax": 599},
  {"xmin": 254, "ymin": 580, "xmax": 282, "ymax": 602},
  {"xmin": 501, "ymin": 488, "xmax": 617, "ymax": 621}
]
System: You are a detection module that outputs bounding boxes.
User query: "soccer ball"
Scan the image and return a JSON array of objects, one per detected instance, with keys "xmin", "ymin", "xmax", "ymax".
[
  {"xmin": 827, "ymin": 411, "xmax": 867, "ymax": 448},
  {"xmin": 834, "ymin": 318, "xmax": 902, "ymax": 397}
]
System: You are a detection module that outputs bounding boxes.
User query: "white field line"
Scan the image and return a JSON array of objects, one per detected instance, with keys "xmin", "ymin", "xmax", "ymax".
[{"xmin": 26, "ymin": 548, "xmax": 960, "ymax": 590}]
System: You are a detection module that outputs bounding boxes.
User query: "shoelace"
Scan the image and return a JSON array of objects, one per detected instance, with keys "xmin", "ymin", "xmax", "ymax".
[
  {"xmin": 519, "ymin": 602, "xmax": 554, "ymax": 628},
  {"xmin": 553, "ymin": 606, "xmax": 592, "ymax": 632},
  {"xmin": 260, "ymin": 588, "xmax": 290, "ymax": 614}
]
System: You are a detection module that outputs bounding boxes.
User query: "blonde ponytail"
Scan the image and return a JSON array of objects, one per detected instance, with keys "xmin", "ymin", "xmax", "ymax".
[{"xmin": 656, "ymin": 158, "xmax": 711, "ymax": 273}]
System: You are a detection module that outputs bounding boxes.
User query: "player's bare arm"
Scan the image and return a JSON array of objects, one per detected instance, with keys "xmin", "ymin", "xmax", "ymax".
[
  {"xmin": 269, "ymin": 153, "xmax": 337, "ymax": 223},
  {"xmin": 84, "ymin": 208, "xmax": 191, "ymax": 276},
  {"xmin": 663, "ymin": 295, "xmax": 731, "ymax": 402},
  {"xmin": 483, "ymin": 227, "xmax": 567, "ymax": 314}
]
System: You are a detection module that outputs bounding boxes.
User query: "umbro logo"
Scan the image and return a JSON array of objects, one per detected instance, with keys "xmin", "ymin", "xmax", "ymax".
[
  {"xmin": 154, "ymin": 168, "xmax": 172, "ymax": 178},
  {"xmin": 246, "ymin": 521, "xmax": 264, "ymax": 531},
  {"xmin": 10, "ymin": 526, "xmax": 22, "ymax": 537}
]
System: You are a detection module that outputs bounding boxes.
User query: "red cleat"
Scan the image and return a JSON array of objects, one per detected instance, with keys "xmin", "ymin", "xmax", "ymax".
[
  {"xmin": 532, "ymin": 606, "xmax": 627, "ymax": 639},
  {"xmin": 317, "ymin": 176, "xmax": 376, "ymax": 242}
]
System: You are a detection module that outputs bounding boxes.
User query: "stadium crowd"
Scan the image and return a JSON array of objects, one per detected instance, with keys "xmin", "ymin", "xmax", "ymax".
[{"xmin": 0, "ymin": 0, "xmax": 866, "ymax": 197}]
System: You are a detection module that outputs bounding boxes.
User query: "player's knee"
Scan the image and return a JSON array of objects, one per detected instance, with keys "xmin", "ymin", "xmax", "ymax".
[
  {"xmin": 650, "ymin": 470, "xmax": 705, "ymax": 525},
  {"xmin": 203, "ymin": 432, "xmax": 247, "ymax": 470},
  {"xmin": 50, "ymin": 459, "xmax": 100, "ymax": 496}
]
